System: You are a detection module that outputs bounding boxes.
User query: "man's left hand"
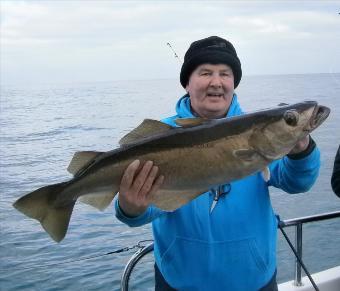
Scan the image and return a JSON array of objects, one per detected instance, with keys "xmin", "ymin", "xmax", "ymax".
[{"xmin": 289, "ymin": 135, "xmax": 310, "ymax": 155}]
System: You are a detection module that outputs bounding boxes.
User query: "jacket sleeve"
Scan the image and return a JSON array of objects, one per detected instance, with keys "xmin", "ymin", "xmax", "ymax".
[
  {"xmin": 114, "ymin": 198, "xmax": 164, "ymax": 227},
  {"xmin": 268, "ymin": 145, "xmax": 320, "ymax": 194},
  {"xmin": 331, "ymin": 145, "xmax": 340, "ymax": 197}
]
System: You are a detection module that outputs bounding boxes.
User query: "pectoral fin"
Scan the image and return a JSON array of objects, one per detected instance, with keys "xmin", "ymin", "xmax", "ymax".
[
  {"xmin": 261, "ymin": 167, "xmax": 271, "ymax": 182},
  {"xmin": 233, "ymin": 149, "xmax": 260, "ymax": 162}
]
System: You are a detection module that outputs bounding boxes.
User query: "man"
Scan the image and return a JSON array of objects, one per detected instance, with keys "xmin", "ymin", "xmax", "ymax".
[
  {"xmin": 331, "ymin": 145, "xmax": 340, "ymax": 197},
  {"xmin": 115, "ymin": 36, "xmax": 320, "ymax": 290}
]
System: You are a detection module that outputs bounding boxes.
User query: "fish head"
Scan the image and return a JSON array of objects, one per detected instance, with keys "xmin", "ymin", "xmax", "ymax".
[
  {"xmin": 250, "ymin": 101, "xmax": 330, "ymax": 160},
  {"xmin": 281, "ymin": 101, "xmax": 330, "ymax": 134}
]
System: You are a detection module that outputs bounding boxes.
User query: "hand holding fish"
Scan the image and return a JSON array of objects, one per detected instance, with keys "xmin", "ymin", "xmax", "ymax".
[
  {"xmin": 118, "ymin": 160, "xmax": 164, "ymax": 217},
  {"xmin": 288, "ymin": 135, "xmax": 310, "ymax": 155}
]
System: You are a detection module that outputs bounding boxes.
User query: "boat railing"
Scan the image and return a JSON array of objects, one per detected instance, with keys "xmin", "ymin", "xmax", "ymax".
[
  {"xmin": 278, "ymin": 210, "xmax": 340, "ymax": 286},
  {"xmin": 120, "ymin": 210, "xmax": 340, "ymax": 291}
]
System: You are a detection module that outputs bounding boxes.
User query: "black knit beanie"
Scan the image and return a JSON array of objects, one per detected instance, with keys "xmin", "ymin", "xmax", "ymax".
[{"xmin": 180, "ymin": 36, "xmax": 242, "ymax": 88}]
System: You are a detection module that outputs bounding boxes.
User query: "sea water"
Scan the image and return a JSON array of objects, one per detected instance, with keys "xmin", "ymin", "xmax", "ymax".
[{"xmin": 1, "ymin": 74, "xmax": 340, "ymax": 290}]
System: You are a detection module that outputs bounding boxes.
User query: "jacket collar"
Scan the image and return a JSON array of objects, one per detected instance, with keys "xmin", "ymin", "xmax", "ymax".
[{"xmin": 175, "ymin": 93, "xmax": 243, "ymax": 119}]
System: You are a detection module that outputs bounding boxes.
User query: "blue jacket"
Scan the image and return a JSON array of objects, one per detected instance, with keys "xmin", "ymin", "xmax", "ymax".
[{"xmin": 115, "ymin": 94, "xmax": 320, "ymax": 291}]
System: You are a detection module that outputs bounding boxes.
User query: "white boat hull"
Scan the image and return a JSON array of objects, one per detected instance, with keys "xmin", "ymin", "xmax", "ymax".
[{"xmin": 278, "ymin": 266, "xmax": 340, "ymax": 291}]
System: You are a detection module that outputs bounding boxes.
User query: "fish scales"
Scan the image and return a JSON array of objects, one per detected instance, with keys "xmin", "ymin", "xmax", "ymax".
[{"xmin": 13, "ymin": 101, "xmax": 330, "ymax": 242}]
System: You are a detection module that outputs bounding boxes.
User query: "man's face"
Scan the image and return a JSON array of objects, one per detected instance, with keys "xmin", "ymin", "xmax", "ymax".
[{"xmin": 185, "ymin": 64, "xmax": 235, "ymax": 119}]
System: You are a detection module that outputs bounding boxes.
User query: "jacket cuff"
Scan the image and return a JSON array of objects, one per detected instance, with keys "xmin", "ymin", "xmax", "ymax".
[
  {"xmin": 287, "ymin": 136, "xmax": 316, "ymax": 160},
  {"xmin": 115, "ymin": 199, "xmax": 150, "ymax": 224}
]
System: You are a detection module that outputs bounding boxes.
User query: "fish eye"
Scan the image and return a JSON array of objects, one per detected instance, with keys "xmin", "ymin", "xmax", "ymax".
[{"xmin": 284, "ymin": 110, "xmax": 299, "ymax": 126}]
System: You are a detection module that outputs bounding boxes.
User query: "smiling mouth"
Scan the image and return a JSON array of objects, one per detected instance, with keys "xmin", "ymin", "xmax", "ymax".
[{"xmin": 207, "ymin": 93, "xmax": 224, "ymax": 98}]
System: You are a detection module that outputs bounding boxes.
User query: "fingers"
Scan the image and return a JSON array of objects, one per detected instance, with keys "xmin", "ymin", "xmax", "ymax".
[
  {"xmin": 289, "ymin": 135, "xmax": 310, "ymax": 155},
  {"xmin": 139, "ymin": 165, "xmax": 160, "ymax": 198},
  {"xmin": 119, "ymin": 160, "xmax": 164, "ymax": 216},
  {"xmin": 120, "ymin": 159, "xmax": 141, "ymax": 194},
  {"xmin": 132, "ymin": 161, "xmax": 154, "ymax": 195}
]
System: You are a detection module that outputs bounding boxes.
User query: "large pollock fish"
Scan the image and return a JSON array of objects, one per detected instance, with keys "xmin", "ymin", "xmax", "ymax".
[{"xmin": 13, "ymin": 101, "xmax": 330, "ymax": 242}]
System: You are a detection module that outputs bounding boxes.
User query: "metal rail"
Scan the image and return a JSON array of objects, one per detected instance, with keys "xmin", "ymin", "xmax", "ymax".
[
  {"xmin": 120, "ymin": 210, "xmax": 340, "ymax": 290},
  {"xmin": 121, "ymin": 242, "xmax": 154, "ymax": 291},
  {"xmin": 279, "ymin": 210, "xmax": 340, "ymax": 286},
  {"xmin": 279, "ymin": 211, "xmax": 340, "ymax": 227}
]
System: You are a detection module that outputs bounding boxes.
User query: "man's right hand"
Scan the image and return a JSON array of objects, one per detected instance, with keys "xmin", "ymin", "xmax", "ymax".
[{"xmin": 118, "ymin": 160, "xmax": 164, "ymax": 217}]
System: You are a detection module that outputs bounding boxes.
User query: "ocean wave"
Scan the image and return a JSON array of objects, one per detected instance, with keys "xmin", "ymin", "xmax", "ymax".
[{"xmin": 23, "ymin": 125, "xmax": 109, "ymax": 139}]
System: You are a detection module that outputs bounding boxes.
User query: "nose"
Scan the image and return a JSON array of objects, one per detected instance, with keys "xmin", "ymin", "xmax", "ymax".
[{"xmin": 209, "ymin": 73, "xmax": 222, "ymax": 88}]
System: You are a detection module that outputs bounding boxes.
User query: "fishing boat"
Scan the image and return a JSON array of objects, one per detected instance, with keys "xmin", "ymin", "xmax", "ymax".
[{"xmin": 120, "ymin": 210, "xmax": 340, "ymax": 291}]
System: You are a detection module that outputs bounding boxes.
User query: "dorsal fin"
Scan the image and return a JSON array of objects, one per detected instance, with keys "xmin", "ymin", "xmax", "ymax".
[
  {"xmin": 174, "ymin": 117, "xmax": 210, "ymax": 128},
  {"xmin": 67, "ymin": 151, "xmax": 102, "ymax": 175},
  {"xmin": 119, "ymin": 119, "xmax": 173, "ymax": 146}
]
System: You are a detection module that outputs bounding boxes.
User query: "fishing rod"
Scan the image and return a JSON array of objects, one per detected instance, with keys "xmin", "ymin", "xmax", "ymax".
[{"xmin": 166, "ymin": 42, "xmax": 182, "ymax": 64}]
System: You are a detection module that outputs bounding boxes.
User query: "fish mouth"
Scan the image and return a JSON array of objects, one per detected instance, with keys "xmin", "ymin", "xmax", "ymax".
[{"xmin": 309, "ymin": 105, "xmax": 330, "ymax": 130}]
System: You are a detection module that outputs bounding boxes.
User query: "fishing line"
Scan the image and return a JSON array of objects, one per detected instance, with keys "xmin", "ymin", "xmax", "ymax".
[
  {"xmin": 278, "ymin": 223, "xmax": 320, "ymax": 291},
  {"xmin": 0, "ymin": 240, "xmax": 152, "ymax": 272}
]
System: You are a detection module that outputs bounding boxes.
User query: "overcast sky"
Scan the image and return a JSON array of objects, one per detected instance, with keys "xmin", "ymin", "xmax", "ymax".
[{"xmin": 1, "ymin": 1, "xmax": 339, "ymax": 86}]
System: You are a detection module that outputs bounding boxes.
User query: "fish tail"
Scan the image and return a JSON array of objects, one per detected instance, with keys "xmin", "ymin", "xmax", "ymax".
[{"xmin": 13, "ymin": 182, "xmax": 74, "ymax": 242}]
